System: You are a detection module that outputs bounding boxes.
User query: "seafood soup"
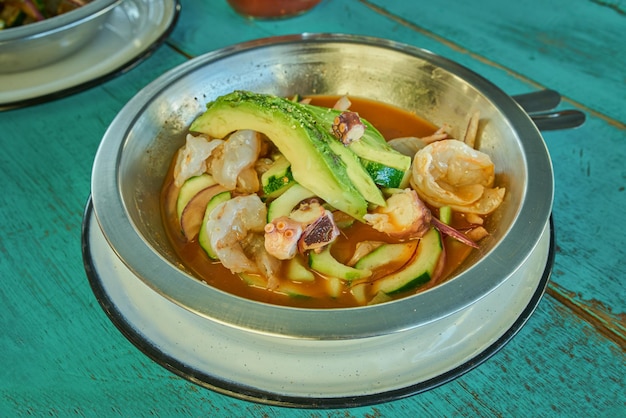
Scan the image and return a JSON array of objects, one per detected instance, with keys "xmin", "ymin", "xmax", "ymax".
[{"xmin": 161, "ymin": 91, "xmax": 505, "ymax": 308}]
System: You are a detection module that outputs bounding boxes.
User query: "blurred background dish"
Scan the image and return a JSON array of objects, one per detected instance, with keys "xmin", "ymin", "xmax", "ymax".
[
  {"xmin": 0, "ymin": 0, "xmax": 120, "ymax": 73},
  {"xmin": 0, "ymin": 0, "xmax": 180, "ymax": 109},
  {"xmin": 226, "ymin": 0, "xmax": 322, "ymax": 19}
]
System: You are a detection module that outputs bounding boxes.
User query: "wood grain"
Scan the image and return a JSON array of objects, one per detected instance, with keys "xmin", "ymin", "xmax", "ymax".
[{"xmin": 1, "ymin": 0, "xmax": 624, "ymax": 416}]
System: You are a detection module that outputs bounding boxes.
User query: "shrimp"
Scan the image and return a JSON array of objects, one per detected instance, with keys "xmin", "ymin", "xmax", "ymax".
[
  {"xmin": 363, "ymin": 189, "xmax": 432, "ymax": 239},
  {"xmin": 173, "ymin": 134, "xmax": 223, "ymax": 187},
  {"xmin": 209, "ymin": 130, "xmax": 262, "ymax": 193},
  {"xmin": 364, "ymin": 188, "xmax": 479, "ymax": 247},
  {"xmin": 243, "ymin": 233, "xmax": 281, "ymax": 290},
  {"xmin": 410, "ymin": 139, "xmax": 505, "ymax": 215},
  {"xmin": 206, "ymin": 194, "xmax": 269, "ymax": 274}
]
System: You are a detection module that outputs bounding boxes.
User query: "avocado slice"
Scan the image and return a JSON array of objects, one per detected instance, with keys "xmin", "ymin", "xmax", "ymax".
[
  {"xmin": 190, "ymin": 91, "xmax": 380, "ymax": 221},
  {"xmin": 304, "ymin": 104, "xmax": 411, "ymax": 188}
]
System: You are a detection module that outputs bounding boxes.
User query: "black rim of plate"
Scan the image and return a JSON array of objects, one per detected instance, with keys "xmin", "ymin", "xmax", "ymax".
[
  {"xmin": 0, "ymin": 0, "xmax": 181, "ymax": 112},
  {"xmin": 81, "ymin": 198, "xmax": 555, "ymax": 409}
]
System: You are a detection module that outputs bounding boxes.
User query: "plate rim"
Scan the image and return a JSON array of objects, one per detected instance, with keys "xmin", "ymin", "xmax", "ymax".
[{"xmin": 81, "ymin": 198, "xmax": 554, "ymax": 409}]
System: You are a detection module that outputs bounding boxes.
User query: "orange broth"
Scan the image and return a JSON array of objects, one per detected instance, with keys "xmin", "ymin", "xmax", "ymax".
[{"xmin": 161, "ymin": 96, "xmax": 475, "ymax": 308}]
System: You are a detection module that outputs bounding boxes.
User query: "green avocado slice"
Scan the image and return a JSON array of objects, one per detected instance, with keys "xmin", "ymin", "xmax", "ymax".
[{"xmin": 190, "ymin": 91, "xmax": 381, "ymax": 220}]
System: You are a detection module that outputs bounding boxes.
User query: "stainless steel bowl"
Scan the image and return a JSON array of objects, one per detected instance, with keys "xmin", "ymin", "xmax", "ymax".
[
  {"xmin": 0, "ymin": 0, "xmax": 120, "ymax": 73},
  {"xmin": 91, "ymin": 34, "xmax": 553, "ymax": 339}
]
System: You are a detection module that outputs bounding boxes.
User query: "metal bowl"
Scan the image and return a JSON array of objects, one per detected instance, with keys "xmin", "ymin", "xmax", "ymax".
[
  {"xmin": 0, "ymin": 0, "xmax": 120, "ymax": 73},
  {"xmin": 91, "ymin": 34, "xmax": 553, "ymax": 339}
]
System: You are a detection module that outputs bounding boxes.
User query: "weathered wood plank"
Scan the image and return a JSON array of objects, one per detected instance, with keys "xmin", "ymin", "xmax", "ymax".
[
  {"xmin": 2, "ymin": 291, "xmax": 623, "ymax": 416},
  {"xmin": 365, "ymin": 0, "xmax": 626, "ymax": 125},
  {"xmin": 1, "ymin": 1, "xmax": 624, "ymax": 417}
]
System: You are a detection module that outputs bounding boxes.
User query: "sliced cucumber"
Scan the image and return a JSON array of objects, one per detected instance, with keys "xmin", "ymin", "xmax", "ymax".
[
  {"xmin": 332, "ymin": 210, "xmax": 355, "ymax": 229},
  {"xmin": 354, "ymin": 241, "xmax": 418, "ymax": 274},
  {"xmin": 359, "ymin": 158, "xmax": 407, "ymax": 189},
  {"xmin": 239, "ymin": 273, "xmax": 312, "ymax": 299},
  {"xmin": 180, "ymin": 185, "xmax": 228, "ymax": 240},
  {"xmin": 372, "ymin": 228, "xmax": 443, "ymax": 295},
  {"xmin": 277, "ymin": 281, "xmax": 313, "ymax": 299},
  {"xmin": 198, "ymin": 191, "xmax": 232, "ymax": 259},
  {"xmin": 285, "ymin": 256, "xmax": 316, "ymax": 282},
  {"xmin": 439, "ymin": 206, "xmax": 452, "ymax": 225},
  {"xmin": 261, "ymin": 156, "xmax": 295, "ymax": 198},
  {"xmin": 326, "ymin": 277, "xmax": 344, "ymax": 298},
  {"xmin": 239, "ymin": 272, "xmax": 268, "ymax": 288},
  {"xmin": 368, "ymin": 291, "xmax": 393, "ymax": 305},
  {"xmin": 267, "ymin": 183, "xmax": 316, "ymax": 222},
  {"xmin": 176, "ymin": 174, "xmax": 217, "ymax": 221},
  {"xmin": 309, "ymin": 246, "xmax": 372, "ymax": 281},
  {"xmin": 350, "ymin": 283, "xmax": 369, "ymax": 305}
]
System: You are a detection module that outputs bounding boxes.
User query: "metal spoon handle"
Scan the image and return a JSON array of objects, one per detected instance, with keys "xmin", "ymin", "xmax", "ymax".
[
  {"xmin": 512, "ymin": 90, "xmax": 562, "ymax": 113},
  {"xmin": 530, "ymin": 110, "xmax": 586, "ymax": 131}
]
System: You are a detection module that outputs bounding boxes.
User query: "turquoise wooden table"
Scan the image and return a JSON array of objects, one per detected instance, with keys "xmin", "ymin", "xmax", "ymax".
[{"xmin": 2, "ymin": 0, "xmax": 624, "ymax": 416}]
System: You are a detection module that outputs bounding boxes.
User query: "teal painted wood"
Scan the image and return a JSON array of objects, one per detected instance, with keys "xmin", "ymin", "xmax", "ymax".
[
  {"xmin": 1, "ymin": 0, "xmax": 624, "ymax": 416},
  {"xmin": 2, "ymin": 289, "xmax": 623, "ymax": 416},
  {"xmin": 366, "ymin": 0, "xmax": 626, "ymax": 125}
]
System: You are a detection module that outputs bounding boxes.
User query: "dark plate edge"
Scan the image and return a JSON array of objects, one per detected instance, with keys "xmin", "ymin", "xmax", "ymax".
[{"xmin": 81, "ymin": 197, "xmax": 555, "ymax": 409}]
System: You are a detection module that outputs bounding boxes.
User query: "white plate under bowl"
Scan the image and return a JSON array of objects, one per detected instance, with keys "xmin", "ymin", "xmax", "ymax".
[
  {"xmin": 0, "ymin": 0, "xmax": 180, "ymax": 110},
  {"xmin": 82, "ymin": 199, "xmax": 554, "ymax": 408}
]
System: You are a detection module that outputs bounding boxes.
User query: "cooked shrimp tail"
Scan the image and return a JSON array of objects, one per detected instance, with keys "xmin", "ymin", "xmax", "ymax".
[
  {"xmin": 431, "ymin": 217, "xmax": 479, "ymax": 248},
  {"xmin": 173, "ymin": 134, "xmax": 223, "ymax": 187},
  {"xmin": 410, "ymin": 139, "xmax": 504, "ymax": 215},
  {"xmin": 207, "ymin": 195, "xmax": 268, "ymax": 274},
  {"xmin": 363, "ymin": 189, "xmax": 432, "ymax": 239}
]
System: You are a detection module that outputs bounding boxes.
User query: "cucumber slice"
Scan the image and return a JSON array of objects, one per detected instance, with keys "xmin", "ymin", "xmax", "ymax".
[
  {"xmin": 326, "ymin": 277, "xmax": 343, "ymax": 298},
  {"xmin": 198, "ymin": 191, "xmax": 232, "ymax": 259},
  {"xmin": 350, "ymin": 283, "xmax": 369, "ymax": 305},
  {"xmin": 368, "ymin": 291, "xmax": 393, "ymax": 305},
  {"xmin": 267, "ymin": 183, "xmax": 316, "ymax": 221},
  {"xmin": 180, "ymin": 185, "xmax": 228, "ymax": 240},
  {"xmin": 176, "ymin": 174, "xmax": 218, "ymax": 221},
  {"xmin": 309, "ymin": 246, "xmax": 372, "ymax": 281},
  {"xmin": 239, "ymin": 273, "xmax": 312, "ymax": 299},
  {"xmin": 239, "ymin": 272, "xmax": 268, "ymax": 288},
  {"xmin": 261, "ymin": 156, "xmax": 295, "ymax": 198},
  {"xmin": 359, "ymin": 159, "xmax": 407, "ymax": 189},
  {"xmin": 372, "ymin": 228, "xmax": 443, "ymax": 295},
  {"xmin": 439, "ymin": 206, "xmax": 452, "ymax": 225},
  {"xmin": 285, "ymin": 256, "xmax": 316, "ymax": 282},
  {"xmin": 354, "ymin": 241, "xmax": 418, "ymax": 275}
]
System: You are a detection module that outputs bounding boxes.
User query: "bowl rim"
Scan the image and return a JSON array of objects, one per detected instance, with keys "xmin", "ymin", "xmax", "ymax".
[
  {"xmin": 91, "ymin": 33, "xmax": 554, "ymax": 340},
  {"xmin": 0, "ymin": 0, "xmax": 120, "ymax": 42}
]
